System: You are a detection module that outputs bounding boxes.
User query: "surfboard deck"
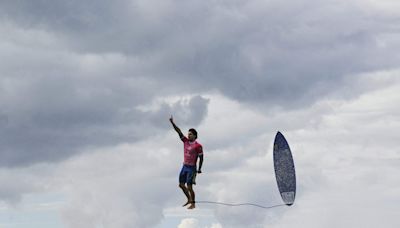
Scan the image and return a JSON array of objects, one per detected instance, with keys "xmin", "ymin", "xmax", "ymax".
[{"xmin": 273, "ymin": 131, "xmax": 296, "ymax": 206}]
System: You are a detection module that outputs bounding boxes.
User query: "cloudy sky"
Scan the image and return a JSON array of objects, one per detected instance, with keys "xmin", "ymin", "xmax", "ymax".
[{"xmin": 1, "ymin": 0, "xmax": 399, "ymax": 227}]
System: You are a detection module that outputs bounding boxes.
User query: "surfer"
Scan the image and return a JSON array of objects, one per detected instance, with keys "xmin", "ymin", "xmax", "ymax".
[{"xmin": 169, "ymin": 115, "xmax": 204, "ymax": 209}]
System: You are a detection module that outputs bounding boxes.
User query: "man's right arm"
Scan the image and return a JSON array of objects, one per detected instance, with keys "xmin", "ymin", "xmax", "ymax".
[{"xmin": 169, "ymin": 116, "xmax": 184, "ymax": 139}]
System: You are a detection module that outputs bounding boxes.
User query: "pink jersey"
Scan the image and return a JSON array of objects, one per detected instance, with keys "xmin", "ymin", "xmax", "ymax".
[{"xmin": 181, "ymin": 136, "xmax": 203, "ymax": 166}]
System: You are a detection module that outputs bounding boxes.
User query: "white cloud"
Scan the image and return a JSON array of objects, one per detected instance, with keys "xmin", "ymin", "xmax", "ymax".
[
  {"xmin": 178, "ymin": 218, "xmax": 199, "ymax": 228},
  {"xmin": 191, "ymin": 70, "xmax": 400, "ymax": 227},
  {"xmin": 207, "ymin": 223, "xmax": 223, "ymax": 228},
  {"xmin": 55, "ymin": 140, "xmax": 178, "ymax": 228}
]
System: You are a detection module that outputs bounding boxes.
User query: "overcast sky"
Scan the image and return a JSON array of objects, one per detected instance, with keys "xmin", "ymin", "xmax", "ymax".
[{"xmin": 0, "ymin": 0, "xmax": 399, "ymax": 227}]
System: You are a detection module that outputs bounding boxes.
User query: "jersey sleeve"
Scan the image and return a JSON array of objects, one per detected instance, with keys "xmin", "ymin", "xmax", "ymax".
[
  {"xmin": 197, "ymin": 144, "xmax": 203, "ymax": 156},
  {"xmin": 181, "ymin": 135, "xmax": 188, "ymax": 142}
]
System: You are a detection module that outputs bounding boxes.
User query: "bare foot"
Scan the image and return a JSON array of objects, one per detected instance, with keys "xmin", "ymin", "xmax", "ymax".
[
  {"xmin": 182, "ymin": 201, "xmax": 190, "ymax": 207},
  {"xmin": 187, "ymin": 203, "xmax": 196, "ymax": 210}
]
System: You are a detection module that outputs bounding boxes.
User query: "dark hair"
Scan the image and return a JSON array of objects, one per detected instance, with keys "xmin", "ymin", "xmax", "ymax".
[{"xmin": 189, "ymin": 128, "xmax": 198, "ymax": 139}]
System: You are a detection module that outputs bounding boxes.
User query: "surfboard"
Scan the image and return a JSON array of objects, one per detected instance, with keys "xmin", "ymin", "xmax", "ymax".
[{"xmin": 273, "ymin": 131, "xmax": 296, "ymax": 206}]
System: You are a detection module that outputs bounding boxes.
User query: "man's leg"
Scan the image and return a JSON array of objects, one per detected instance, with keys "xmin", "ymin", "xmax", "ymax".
[
  {"xmin": 179, "ymin": 166, "xmax": 192, "ymax": 206},
  {"xmin": 187, "ymin": 184, "xmax": 196, "ymax": 209},
  {"xmin": 179, "ymin": 183, "xmax": 191, "ymax": 207}
]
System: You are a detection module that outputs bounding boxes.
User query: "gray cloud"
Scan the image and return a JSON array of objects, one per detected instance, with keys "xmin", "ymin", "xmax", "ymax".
[
  {"xmin": 0, "ymin": 164, "xmax": 54, "ymax": 205},
  {"xmin": 2, "ymin": 1, "xmax": 399, "ymax": 103},
  {"xmin": 0, "ymin": 51, "xmax": 209, "ymax": 166},
  {"xmin": 0, "ymin": 83, "xmax": 208, "ymax": 166}
]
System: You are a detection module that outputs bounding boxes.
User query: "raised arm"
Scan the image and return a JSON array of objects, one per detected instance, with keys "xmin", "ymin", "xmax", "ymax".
[{"xmin": 169, "ymin": 115, "xmax": 184, "ymax": 139}]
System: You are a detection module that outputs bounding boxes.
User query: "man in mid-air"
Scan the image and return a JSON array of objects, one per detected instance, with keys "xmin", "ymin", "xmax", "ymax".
[{"xmin": 169, "ymin": 115, "xmax": 204, "ymax": 210}]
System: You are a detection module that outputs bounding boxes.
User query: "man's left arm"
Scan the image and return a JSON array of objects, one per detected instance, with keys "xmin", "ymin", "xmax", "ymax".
[{"xmin": 197, "ymin": 147, "xmax": 204, "ymax": 173}]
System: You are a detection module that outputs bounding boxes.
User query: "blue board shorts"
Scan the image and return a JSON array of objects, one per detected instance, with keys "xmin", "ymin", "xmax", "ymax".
[{"xmin": 179, "ymin": 165, "xmax": 197, "ymax": 185}]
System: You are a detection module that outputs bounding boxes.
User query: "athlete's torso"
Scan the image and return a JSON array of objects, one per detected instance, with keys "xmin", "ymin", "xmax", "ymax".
[{"xmin": 181, "ymin": 137, "xmax": 203, "ymax": 166}]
